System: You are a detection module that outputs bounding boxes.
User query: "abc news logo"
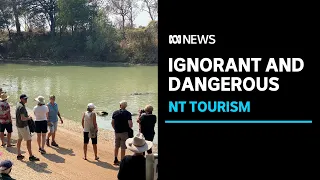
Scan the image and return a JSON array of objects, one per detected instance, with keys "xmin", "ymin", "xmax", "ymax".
[{"xmin": 169, "ymin": 35, "xmax": 216, "ymax": 44}]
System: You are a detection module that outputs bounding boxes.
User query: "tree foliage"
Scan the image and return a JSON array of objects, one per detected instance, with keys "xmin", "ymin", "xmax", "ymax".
[{"xmin": 0, "ymin": 0, "xmax": 158, "ymax": 64}]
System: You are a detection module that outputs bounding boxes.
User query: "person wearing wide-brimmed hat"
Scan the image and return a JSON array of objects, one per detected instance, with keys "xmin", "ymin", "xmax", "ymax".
[
  {"xmin": 33, "ymin": 96, "xmax": 49, "ymax": 154},
  {"xmin": 117, "ymin": 133, "xmax": 153, "ymax": 180},
  {"xmin": 0, "ymin": 93, "xmax": 14, "ymax": 147}
]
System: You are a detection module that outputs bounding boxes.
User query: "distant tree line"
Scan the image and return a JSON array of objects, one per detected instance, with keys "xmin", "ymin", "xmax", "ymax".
[{"xmin": 0, "ymin": 0, "xmax": 158, "ymax": 64}]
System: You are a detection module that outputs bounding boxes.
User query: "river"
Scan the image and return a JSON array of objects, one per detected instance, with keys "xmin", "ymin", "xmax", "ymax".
[{"xmin": 0, "ymin": 63, "xmax": 158, "ymax": 143}]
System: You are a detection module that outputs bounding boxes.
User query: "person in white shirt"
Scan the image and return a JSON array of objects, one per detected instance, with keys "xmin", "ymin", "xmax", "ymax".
[
  {"xmin": 33, "ymin": 96, "xmax": 49, "ymax": 154},
  {"xmin": 81, "ymin": 103, "xmax": 98, "ymax": 160}
]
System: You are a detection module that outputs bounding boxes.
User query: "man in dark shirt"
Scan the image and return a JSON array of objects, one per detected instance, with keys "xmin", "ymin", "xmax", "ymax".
[
  {"xmin": 117, "ymin": 133, "xmax": 153, "ymax": 180},
  {"xmin": 111, "ymin": 100, "xmax": 133, "ymax": 165},
  {"xmin": 15, "ymin": 94, "xmax": 40, "ymax": 161},
  {"xmin": 137, "ymin": 105, "xmax": 157, "ymax": 154}
]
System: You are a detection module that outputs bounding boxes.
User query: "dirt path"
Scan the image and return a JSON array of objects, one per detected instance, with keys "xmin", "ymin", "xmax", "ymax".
[{"xmin": 1, "ymin": 107, "xmax": 151, "ymax": 180}]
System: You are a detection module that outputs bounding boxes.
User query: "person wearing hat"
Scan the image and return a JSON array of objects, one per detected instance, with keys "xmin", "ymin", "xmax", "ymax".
[
  {"xmin": 0, "ymin": 160, "xmax": 15, "ymax": 180},
  {"xmin": 137, "ymin": 105, "xmax": 157, "ymax": 155},
  {"xmin": 111, "ymin": 100, "xmax": 133, "ymax": 165},
  {"xmin": 0, "ymin": 93, "xmax": 13, "ymax": 147},
  {"xmin": 81, "ymin": 103, "xmax": 99, "ymax": 160},
  {"xmin": 15, "ymin": 94, "xmax": 40, "ymax": 161},
  {"xmin": 33, "ymin": 96, "xmax": 49, "ymax": 154},
  {"xmin": 117, "ymin": 133, "xmax": 153, "ymax": 180}
]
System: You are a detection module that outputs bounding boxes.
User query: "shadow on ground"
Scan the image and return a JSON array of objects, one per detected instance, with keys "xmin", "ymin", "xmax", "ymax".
[
  {"xmin": 51, "ymin": 146, "xmax": 75, "ymax": 156},
  {"xmin": 87, "ymin": 159, "xmax": 119, "ymax": 171},
  {"xmin": 42, "ymin": 153, "xmax": 65, "ymax": 163},
  {"xmin": 5, "ymin": 146, "xmax": 25, "ymax": 155},
  {"xmin": 25, "ymin": 162, "xmax": 52, "ymax": 174}
]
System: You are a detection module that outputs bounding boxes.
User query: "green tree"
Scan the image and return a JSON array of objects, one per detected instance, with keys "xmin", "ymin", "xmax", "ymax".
[
  {"xmin": 86, "ymin": 10, "xmax": 120, "ymax": 60},
  {"xmin": 57, "ymin": 0, "xmax": 90, "ymax": 35},
  {"xmin": 26, "ymin": 0, "xmax": 58, "ymax": 36}
]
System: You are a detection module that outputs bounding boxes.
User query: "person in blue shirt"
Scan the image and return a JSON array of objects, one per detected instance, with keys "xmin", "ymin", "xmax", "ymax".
[{"xmin": 46, "ymin": 95, "xmax": 63, "ymax": 147}]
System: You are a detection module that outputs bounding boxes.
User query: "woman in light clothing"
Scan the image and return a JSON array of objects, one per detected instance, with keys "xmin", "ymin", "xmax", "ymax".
[
  {"xmin": 81, "ymin": 103, "xmax": 99, "ymax": 160},
  {"xmin": 33, "ymin": 96, "xmax": 49, "ymax": 154}
]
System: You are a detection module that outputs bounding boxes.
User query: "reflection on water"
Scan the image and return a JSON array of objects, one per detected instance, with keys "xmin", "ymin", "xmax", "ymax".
[{"xmin": 0, "ymin": 64, "xmax": 158, "ymax": 143}]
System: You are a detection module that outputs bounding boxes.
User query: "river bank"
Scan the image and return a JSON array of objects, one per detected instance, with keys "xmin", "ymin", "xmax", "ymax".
[
  {"xmin": 1, "ymin": 106, "xmax": 157, "ymax": 180},
  {"xmin": 0, "ymin": 58, "xmax": 158, "ymax": 66}
]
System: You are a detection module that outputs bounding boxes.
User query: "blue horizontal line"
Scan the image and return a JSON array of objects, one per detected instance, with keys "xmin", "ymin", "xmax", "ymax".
[{"xmin": 165, "ymin": 120, "xmax": 312, "ymax": 124}]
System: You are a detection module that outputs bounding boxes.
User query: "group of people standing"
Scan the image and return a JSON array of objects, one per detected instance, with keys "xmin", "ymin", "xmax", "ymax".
[
  {"xmin": 111, "ymin": 100, "xmax": 157, "ymax": 180},
  {"xmin": 0, "ymin": 90, "xmax": 63, "ymax": 162},
  {"xmin": 1, "ymin": 87, "xmax": 157, "ymax": 180}
]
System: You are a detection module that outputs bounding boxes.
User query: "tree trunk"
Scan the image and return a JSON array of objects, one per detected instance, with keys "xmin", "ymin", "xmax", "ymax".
[
  {"xmin": 6, "ymin": 25, "xmax": 11, "ymax": 41},
  {"xmin": 147, "ymin": 7, "xmax": 154, "ymax": 21},
  {"xmin": 122, "ymin": 14, "xmax": 126, "ymax": 39},
  {"xmin": 145, "ymin": 1, "xmax": 154, "ymax": 21},
  {"xmin": 49, "ymin": 12, "xmax": 55, "ymax": 36},
  {"xmin": 12, "ymin": 0, "xmax": 21, "ymax": 34}
]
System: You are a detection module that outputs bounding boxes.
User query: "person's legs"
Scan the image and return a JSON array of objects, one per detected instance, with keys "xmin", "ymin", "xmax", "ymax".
[
  {"xmin": 114, "ymin": 133, "xmax": 121, "ymax": 164},
  {"xmin": 0, "ymin": 124, "xmax": 5, "ymax": 145},
  {"xmin": 27, "ymin": 140, "xmax": 33, "ymax": 156},
  {"xmin": 37, "ymin": 133, "xmax": 41, "ymax": 149},
  {"xmin": 83, "ymin": 132, "xmax": 89, "ymax": 160},
  {"xmin": 6, "ymin": 123, "xmax": 13, "ymax": 146},
  {"xmin": 7, "ymin": 133, "xmax": 12, "ymax": 146},
  {"xmin": 46, "ymin": 132, "xmax": 51, "ymax": 146},
  {"xmin": 92, "ymin": 136, "xmax": 98, "ymax": 159},
  {"xmin": 120, "ymin": 149, "xmax": 126, "ymax": 160},
  {"xmin": 51, "ymin": 122, "xmax": 58, "ymax": 146},
  {"xmin": 120, "ymin": 132, "xmax": 128, "ymax": 160},
  {"xmin": 46, "ymin": 122, "xmax": 52, "ymax": 146},
  {"xmin": 0, "ymin": 132, "xmax": 4, "ymax": 146},
  {"xmin": 17, "ymin": 139, "xmax": 22, "ymax": 156},
  {"xmin": 22, "ymin": 126, "xmax": 39, "ymax": 161},
  {"xmin": 35, "ymin": 121, "xmax": 42, "ymax": 148},
  {"xmin": 41, "ymin": 133, "xmax": 46, "ymax": 150},
  {"xmin": 52, "ymin": 131, "xmax": 56, "ymax": 142},
  {"xmin": 145, "ymin": 133, "xmax": 155, "ymax": 154},
  {"xmin": 41, "ymin": 121, "xmax": 47, "ymax": 150},
  {"xmin": 17, "ymin": 128, "xmax": 23, "ymax": 157},
  {"xmin": 83, "ymin": 143, "xmax": 88, "ymax": 159}
]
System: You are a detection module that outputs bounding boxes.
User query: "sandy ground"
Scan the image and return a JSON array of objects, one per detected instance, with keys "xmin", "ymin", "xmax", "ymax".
[{"xmin": 1, "ymin": 106, "xmax": 157, "ymax": 180}]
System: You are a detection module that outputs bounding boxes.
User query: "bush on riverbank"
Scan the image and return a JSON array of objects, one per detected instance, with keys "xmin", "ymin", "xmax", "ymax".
[
  {"xmin": 0, "ymin": 0, "xmax": 158, "ymax": 64},
  {"xmin": 0, "ymin": 20, "xmax": 158, "ymax": 64}
]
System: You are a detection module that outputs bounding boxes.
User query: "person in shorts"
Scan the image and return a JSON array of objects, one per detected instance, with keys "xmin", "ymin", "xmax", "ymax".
[
  {"xmin": 0, "ymin": 93, "xmax": 14, "ymax": 147},
  {"xmin": 33, "ymin": 96, "xmax": 49, "ymax": 154},
  {"xmin": 111, "ymin": 100, "xmax": 133, "ymax": 165},
  {"xmin": 81, "ymin": 103, "xmax": 98, "ymax": 160},
  {"xmin": 0, "ymin": 89, "xmax": 7, "ymax": 138},
  {"xmin": 46, "ymin": 95, "xmax": 63, "ymax": 147},
  {"xmin": 16, "ymin": 94, "xmax": 40, "ymax": 161},
  {"xmin": 137, "ymin": 105, "xmax": 157, "ymax": 155}
]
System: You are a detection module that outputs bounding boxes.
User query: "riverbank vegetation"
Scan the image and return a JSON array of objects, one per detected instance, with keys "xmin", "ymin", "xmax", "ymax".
[{"xmin": 0, "ymin": 0, "xmax": 158, "ymax": 64}]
